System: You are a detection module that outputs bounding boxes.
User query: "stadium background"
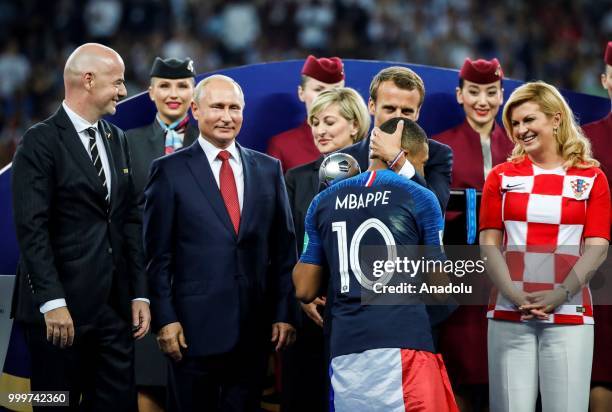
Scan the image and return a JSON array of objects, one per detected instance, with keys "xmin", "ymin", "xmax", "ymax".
[
  {"xmin": 0, "ymin": 1, "xmax": 611, "ymax": 411},
  {"xmin": 0, "ymin": 0, "xmax": 611, "ymax": 167}
]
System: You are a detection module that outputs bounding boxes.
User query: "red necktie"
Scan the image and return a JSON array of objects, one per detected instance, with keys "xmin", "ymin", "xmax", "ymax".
[{"xmin": 217, "ymin": 150, "xmax": 240, "ymax": 233}]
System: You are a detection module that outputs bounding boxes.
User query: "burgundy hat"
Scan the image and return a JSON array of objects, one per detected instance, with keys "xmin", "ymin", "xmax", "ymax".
[
  {"xmin": 301, "ymin": 55, "xmax": 345, "ymax": 84},
  {"xmin": 605, "ymin": 41, "xmax": 612, "ymax": 66},
  {"xmin": 459, "ymin": 58, "xmax": 503, "ymax": 84}
]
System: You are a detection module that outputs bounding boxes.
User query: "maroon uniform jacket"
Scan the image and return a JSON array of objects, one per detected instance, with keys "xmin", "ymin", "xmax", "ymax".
[
  {"xmin": 432, "ymin": 119, "xmax": 513, "ymax": 190},
  {"xmin": 583, "ymin": 112, "xmax": 612, "ymax": 192},
  {"xmin": 583, "ymin": 111, "xmax": 612, "ymax": 383},
  {"xmin": 267, "ymin": 122, "xmax": 320, "ymax": 172}
]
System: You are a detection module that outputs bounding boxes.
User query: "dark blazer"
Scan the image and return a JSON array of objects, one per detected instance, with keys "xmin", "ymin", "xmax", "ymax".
[
  {"xmin": 284, "ymin": 156, "xmax": 323, "ymax": 254},
  {"xmin": 126, "ymin": 120, "xmax": 198, "ymax": 197},
  {"xmin": 143, "ymin": 141, "xmax": 298, "ymax": 357},
  {"xmin": 341, "ymin": 136, "xmax": 453, "ymax": 212},
  {"xmin": 11, "ymin": 106, "xmax": 147, "ymax": 326}
]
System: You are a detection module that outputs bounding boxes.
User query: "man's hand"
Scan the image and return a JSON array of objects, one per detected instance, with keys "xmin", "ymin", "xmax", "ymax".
[
  {"xmin": 300, "ymin": 297, "xmax": 326, "ymax": 327},
  {"xmin": 271, "ymin": 322, "xmax": 296, "ymax": 352},
  {"xmin": 131, "ymin": 300, "xmax": 151, "ymax": 339},
  {"xmin": 369, "ymin": 120, "xmax": 404, "ymax": 163},
  {"xmin": 157, "ymin": 322, "xmax": 188, "ymax": 362},
  {"xmin": 44, "ymin": 306, "xmax": 75, "ymax": 348}
]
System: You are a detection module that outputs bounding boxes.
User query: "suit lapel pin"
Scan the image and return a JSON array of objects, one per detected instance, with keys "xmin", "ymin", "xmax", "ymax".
[{"xmin": 106, "ymin": 131, "xmax": 111, "ymax": 140}]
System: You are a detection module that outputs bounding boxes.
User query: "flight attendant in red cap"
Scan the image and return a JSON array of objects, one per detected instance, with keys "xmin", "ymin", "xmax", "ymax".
[
  {"xmin": 433, "ymin": 58, "xmax": 513, "ymax": 412},
  {"xmin": 267, "ymin": 55, "xmax": 345, "ymax": 172},
  {"xmin": 583, "ymin": 40, "xmax": 612, "ymax": 412}
]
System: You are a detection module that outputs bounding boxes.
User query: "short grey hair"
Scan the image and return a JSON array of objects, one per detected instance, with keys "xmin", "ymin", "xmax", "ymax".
[{"xmin": 193, "ymin": 74, "xmax": 245, "ymax": 106}]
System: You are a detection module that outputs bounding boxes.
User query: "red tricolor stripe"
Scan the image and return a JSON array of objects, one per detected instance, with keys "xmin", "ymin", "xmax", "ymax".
[
  {"xmin": 400, "ymin": 349, "xmax": 459, "ymax": 412},
  {"xmin": 365, "ymin": 170, "xmax": 376, "ymax": 187}
]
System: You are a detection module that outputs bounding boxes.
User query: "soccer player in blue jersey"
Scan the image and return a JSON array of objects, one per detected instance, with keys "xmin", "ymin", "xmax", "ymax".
[{"xmin": 293, "ymin": 117, "xmax": 459, "ymax": 411}]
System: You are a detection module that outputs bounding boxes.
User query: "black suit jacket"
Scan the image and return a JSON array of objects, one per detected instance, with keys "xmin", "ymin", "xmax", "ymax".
[
  {"xmin": 126, "ymin": 121, "xmax": 198, "ymax": 198},
  {"xmin": 143, "ymin": 141, "xmax": 298, "ymax": 357},
  {"xmin": 284, "ymin": 157, "xmax": 323, "ymax": 254},
  {"xmin": 341, "ymin": 136, "xmax": 453, "ymax": 211},
  {"xmin": 11, "ymin": 106, "xmax": 147, "ymax": 326}
]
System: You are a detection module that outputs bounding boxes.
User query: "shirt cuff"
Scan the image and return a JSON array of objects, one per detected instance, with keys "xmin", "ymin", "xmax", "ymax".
[
  {"xmin": 40, "ymin": 298, "xmax": 67, "ymax": 314},
  {"xmin": 132, "ymin": 298, "xmax": 150, "ymax": 304},
  {"xmin": 397, "ymin": 158, "xmax": 416, "ymax": 179}
]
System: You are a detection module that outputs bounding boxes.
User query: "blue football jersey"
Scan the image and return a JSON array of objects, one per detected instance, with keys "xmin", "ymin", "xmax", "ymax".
[{"xmin": 301, "ymin": 169, "xmax": 445, "ymax": 358}]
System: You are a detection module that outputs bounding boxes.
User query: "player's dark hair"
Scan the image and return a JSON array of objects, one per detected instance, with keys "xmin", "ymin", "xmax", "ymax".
[{"xmin": 379, "ymin": 117, "xmax": 428, "ymax": 154}]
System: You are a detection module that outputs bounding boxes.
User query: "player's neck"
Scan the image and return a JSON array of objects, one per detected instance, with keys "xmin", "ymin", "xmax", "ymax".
[{"xmin": 368, "ymin": 158, "xmax": 388, "ymax": 171}]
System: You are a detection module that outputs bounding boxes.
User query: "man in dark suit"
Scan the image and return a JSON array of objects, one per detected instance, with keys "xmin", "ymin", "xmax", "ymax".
[
  {"xmin": 127, "ymin": 57, "xmax": 199, "ymax": 198},
  {"xmin": 126, "ymin": 56, "xmax": 198, "ymax": 411},
  {"xmin": 342, "ymin": 66, "xmax": 453, "ymax": 211},
  {"xmin": 11, "ymin": 43, "xmax": 150, "ymax": 410},
  {"xmin": 144, "ymin": 74, "xmax": 297, "ymax": 411}
]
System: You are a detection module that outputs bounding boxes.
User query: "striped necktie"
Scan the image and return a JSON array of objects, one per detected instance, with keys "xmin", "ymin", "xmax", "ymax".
[{"xmin": 86, "ymin": 127, "xmax": 110, "ymax": 205}]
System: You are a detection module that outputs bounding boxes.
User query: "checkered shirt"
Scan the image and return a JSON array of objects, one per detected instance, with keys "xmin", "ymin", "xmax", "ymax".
[{"xmin": 480, "ymin": 157, "xmax": 610, "ymax": 324}]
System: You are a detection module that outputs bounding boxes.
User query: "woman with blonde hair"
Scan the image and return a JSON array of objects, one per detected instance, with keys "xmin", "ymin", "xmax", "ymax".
[
  {"xmin": 282, "ymin": 86, "xmax": 370, "ymax": 411},
  {"xmin": 479, "ymin": 81, "xmax": 610, "ymax": 411}
]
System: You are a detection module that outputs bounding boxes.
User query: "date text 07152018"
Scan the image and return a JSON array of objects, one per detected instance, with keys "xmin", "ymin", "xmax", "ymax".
[{"xmin": 1, "ymin": 391, "xmax": 69, "ymax": 406}]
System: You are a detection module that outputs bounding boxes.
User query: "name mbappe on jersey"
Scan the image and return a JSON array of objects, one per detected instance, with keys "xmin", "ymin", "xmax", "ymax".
[{"xmin": 301, "ymin": 169, "xmax": 445, "ymax": 358}]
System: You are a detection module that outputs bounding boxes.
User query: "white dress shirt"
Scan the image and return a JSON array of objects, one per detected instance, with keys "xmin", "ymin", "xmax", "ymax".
[
  {"xmin": 62, "ymin": 101, "xmax": 112, "ymax": 195},
  {"xmin": 198, "ymin": 136, "xmax": 244, "ymax": 211}
]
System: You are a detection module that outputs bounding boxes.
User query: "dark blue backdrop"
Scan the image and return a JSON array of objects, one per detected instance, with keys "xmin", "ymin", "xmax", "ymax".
[
  {"xmin": 0, "ymin": 60, "xmax": 608, "ymax": 386},
  {"xmin": 2, "ymin": 59, "xmax": 608, "ymax": 276}
]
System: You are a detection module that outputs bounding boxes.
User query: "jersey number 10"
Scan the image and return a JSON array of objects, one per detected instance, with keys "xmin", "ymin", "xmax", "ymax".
[{"xmin": 331, "ymin": 218, "xmax": 397, "ymax": 293}]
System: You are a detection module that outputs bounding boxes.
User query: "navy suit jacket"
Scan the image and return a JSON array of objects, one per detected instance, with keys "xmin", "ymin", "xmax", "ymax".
[
  {"xmin": 143, "ymin": 140, "xmax": 298, "ymax": 357},
  {"xmin": 341, "ymin": 136, "xmax": 452, "ymax": 212}
]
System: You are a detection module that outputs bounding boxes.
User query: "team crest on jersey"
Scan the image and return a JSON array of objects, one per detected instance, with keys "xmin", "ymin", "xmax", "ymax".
[{"xmin": 570, "ymin": 178, "xmax": 590, "ymax": 199}]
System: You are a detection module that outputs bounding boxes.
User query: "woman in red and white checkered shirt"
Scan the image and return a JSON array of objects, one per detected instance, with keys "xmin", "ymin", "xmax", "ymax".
[{"xmin": 479, "ymin": 81, "xmax": 610, "ymax": 412}]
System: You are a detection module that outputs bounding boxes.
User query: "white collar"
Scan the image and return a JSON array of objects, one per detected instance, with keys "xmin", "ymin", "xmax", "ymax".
[
  {"xmin": 198, "ymin": 136, "xmax": 241, "ymax": 164},
  {"xmin": 62, "ymin": 101, "xmax": 98, "ymax": 133}
]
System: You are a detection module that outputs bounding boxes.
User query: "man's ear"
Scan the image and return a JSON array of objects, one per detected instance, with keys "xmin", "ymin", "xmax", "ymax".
[
  {"xmin": 83, "ymin": 72, "xmax": 94, "ymax": 91},
  {"xmin": 190, "ymin": 101, "xmax": 199, "ymax": 120},
  {"xmin": 368, "ymin": 98, "xmax": 376, "ymax": 116}
]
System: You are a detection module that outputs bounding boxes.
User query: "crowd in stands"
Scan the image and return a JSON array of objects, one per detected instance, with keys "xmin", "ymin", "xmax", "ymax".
[{"xmin": 0, "ymin": 0, "xmax": 610, "ymax": 168}]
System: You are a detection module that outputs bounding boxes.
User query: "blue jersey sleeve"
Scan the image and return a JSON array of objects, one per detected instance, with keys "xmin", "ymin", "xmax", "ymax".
[
  {"xmin": 300, "ymin": 193, "xmax": 325, "ymax": 266},
  {"xmin": 414, "ymin": 189, "xmax": 444, "ymax": 246}
]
